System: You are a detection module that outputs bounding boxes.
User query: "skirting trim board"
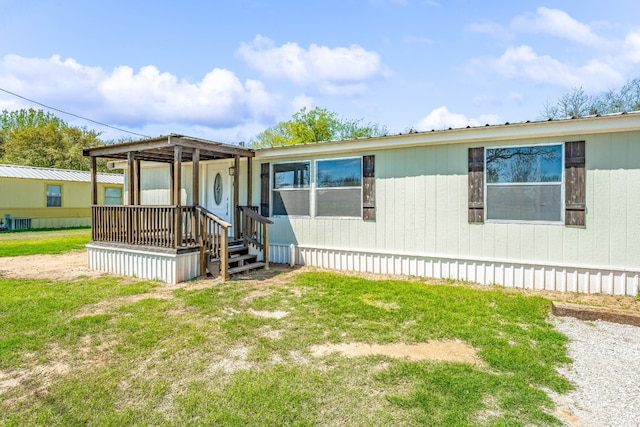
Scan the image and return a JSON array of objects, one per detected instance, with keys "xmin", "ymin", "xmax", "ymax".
[
  {"xmin": 269, "ymin": 244, "xmax": 639, "ymax": 296},
  {"xmin": 87, "ymin": 244, "xmax": 200, "ymax": 285}
]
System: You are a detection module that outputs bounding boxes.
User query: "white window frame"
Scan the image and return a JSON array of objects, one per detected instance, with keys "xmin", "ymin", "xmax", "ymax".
[
  {"xmin": 271, "ymin": 161, "xmax": 311, "ymax": 217},
  {"xmin": 104, "ymin": 186, "xmax": 123, "ymax": 205},
  {"xmin": 46, "ymin": 184, "xmax": 62, "ymax": 207},
  {"xmin": 314, "ymin": 156, "xmax": 363, "ymax": 218},
  {"xmin": 484, "ymin": 142, "xmax": 565, "ymax": 224}
]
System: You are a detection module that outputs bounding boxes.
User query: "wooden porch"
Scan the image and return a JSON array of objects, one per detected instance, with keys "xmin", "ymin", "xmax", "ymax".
[{"xmin": 83, "ymin": 135, "xmax": 271, "ymax": 282}]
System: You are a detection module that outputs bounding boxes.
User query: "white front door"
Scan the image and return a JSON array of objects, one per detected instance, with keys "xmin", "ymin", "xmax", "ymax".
[{"xmin": 205, "ymin": 163, "xmax": 232, "ymax": 224}]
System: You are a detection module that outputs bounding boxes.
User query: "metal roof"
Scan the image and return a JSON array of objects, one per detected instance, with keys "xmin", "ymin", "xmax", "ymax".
[
  {"xmin": 0, "ymin": 164, "xmax": 124, "ymax": 184},
  {"xmin": 256, "ymin": 110, "xmax": 640, "ymax": 149}
]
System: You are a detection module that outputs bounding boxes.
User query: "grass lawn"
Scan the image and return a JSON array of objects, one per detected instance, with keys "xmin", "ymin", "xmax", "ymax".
[
  {"xmin": 0, "ymin": 230, "xmax": 572, "ymax": 425},
  {"xmin": 0, "ymin": 228, "xmax": 91, "ymax": 257}
]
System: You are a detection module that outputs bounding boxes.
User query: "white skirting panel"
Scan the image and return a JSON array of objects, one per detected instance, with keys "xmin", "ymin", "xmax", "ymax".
[
  {"xmin": 269, "ymin": 244, "xmax": 640, "ymax": 296},
  {"xmin": 87, "ymin": 244, "xmax": 201, "ymax": 284}
]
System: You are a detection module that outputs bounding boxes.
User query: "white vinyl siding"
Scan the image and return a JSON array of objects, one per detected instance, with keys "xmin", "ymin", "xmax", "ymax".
[{"xmin": 259, "ymin": 129, "xmax": 640, "ymax": 295}]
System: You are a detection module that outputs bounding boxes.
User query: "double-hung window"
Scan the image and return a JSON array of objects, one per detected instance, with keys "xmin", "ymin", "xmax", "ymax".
[
  {"xmin": 316, "ymin": 158, "xmax": 362, "ymax": 217},
  {"xmin": 485, "ymin": 144, "xmax": 563, "ymax": 222},
  {"xmin": 266, "ymin": 156, "xmax": 374, "ymax": 219},
  {"xmin": 46, "ymin": 184, "xmax": 62, "ymax": 207},
  {"xmin": 272, "ymin": 162, "xmax": 310, "ymax": 216},
  {"xmin": 104, "ymin": 187, "xmax": 123, "ymax": 205}
]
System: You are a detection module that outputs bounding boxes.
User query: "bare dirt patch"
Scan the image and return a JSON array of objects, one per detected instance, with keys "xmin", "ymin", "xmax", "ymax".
[
  {"xmin": 248, "ymin": 308, "xmax": 289, "ymax": 319},
  {"xmin": 0, "ymin": 250, "xmax": 104, "ymax": 281},
  {"xmin": 311, "ymin": 340, "xmax": 485, "ymax": 366},
  {"xmin": 74, "ymin": 291, "xmax": 176, "ymax": 317}
]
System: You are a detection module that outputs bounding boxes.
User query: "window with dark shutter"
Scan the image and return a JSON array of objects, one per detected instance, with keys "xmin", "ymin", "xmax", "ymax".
[
  {"xmin": 362, "ymin": 155, "xmax": 375, "ymax": 221},
  {"xmin": 260, "ymin": 163, "xmax": 270, "ymax": 217},
  {"xmin": 565, "ymin": 140, "xmax": 586, "ymax": 226},
  {"xmin": 468, "ymin": 147, "xmax": 484, "ymax": 223},
  {"xmin": 316, "ymin": 158, "xmax": 361, "ymax": 217}
]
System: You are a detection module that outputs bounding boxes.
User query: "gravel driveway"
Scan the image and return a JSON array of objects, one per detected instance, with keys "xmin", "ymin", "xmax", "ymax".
[{"xmin": 550, "ymin": 316, "xmax": 640, "ymax": 427}]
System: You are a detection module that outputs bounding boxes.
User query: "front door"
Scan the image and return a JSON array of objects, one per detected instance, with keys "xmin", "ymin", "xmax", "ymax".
[{"xmin": 205, "ymin": 163, "xmax": 232, "ymax": 224}]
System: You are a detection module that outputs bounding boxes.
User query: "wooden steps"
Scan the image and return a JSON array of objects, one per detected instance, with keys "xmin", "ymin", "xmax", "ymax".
[{"xmin": 207, "ymin": 239, "xmax": 267, "ymax": 278}]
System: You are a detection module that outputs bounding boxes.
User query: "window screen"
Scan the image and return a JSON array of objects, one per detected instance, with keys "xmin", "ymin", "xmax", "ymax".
[
  {"xmin": 485, "ymin": 144, "xmax": 563, "ymax": 222},
  {"xmin": 46, "ymin": 184, "xmax": 61, "ymax": 207},
  {"xmin": 272, "ymin": 162, "xmax": 310, "ymax": 216},
  {"xmin": 316, "ymin": 158, "xmax": 362, "ymax": 217},
  {"xmin": 104, "ymin": 187, "xmax": 122, "ymax": 205}
]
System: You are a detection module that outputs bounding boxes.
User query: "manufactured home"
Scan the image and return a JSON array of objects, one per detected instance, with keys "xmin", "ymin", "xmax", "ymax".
[
  {"xmin": 0, "ymin": 164, "xmax": 124, "ymax": 229},
  {"xmin": 83, "ymin": 112, "xmax": 640, "ymax": 295}
]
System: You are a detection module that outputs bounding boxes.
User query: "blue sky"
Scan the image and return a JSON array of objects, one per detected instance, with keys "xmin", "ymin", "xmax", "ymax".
[{"xmin": 1, "ymin": 0, "xmax": 639, "ymax": 143}]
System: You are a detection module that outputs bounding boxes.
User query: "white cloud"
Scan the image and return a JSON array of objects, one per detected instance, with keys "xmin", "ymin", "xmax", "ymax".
[
  {"xmin": 415, "ymin": 106, "xmax": 500, "ymax": 131},
  {"xmin": 511, "ymin": 7, "xmax": 607, "ymax": 48},
  {"xmin": 290, "ymin": 94, "xmax": 314, "ymax": 113},
  {"xmin": 0, "ymin": 54, "xmax": 281, "ymax": 131},
  {"xmin": 469, "ymin": 21, "xmax": 511, "ymax": 40},
  {"xmin": 624, "ymin": 31, "xmax": 640, "ymax": 63},
  {"xmin": 485, "ymin": 45, "xmax": 623, "ymax": 92},
  {"xmin": 468, "ymin": 8, "xmax": 633, "ymax": 92},
  {"xmin": 236, "ymin": 35, "xmax": 387, "ymax": 95}
]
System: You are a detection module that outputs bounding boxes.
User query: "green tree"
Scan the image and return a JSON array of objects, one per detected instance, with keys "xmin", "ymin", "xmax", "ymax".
[
  {"xmin": 0, "ymin": 108, "xmax": 106, "ymax": 171},
  {"xmin": 251, "ymin": 107, "xmax": 388, "ymax": 148},
  {"xmin": 541, "ymin": 77, "xmax": 640, "ymax": 119}
]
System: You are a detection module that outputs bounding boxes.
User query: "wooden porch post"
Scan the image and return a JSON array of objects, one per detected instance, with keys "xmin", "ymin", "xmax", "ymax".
[
  {"xmin": 90, "ymin": 156, "xmax": 97, "ymax": 241},
  {"xmin": 174, "ymin": 145, "xmax": 182, "ymax": 247},
  {"xmin": 127, "ymin": 152, "xmax": 135, "ymax": 205},
  {"xmin": 192, "ymin": 148, "xmax": 200, "ymax": 206},
  {"xmin": 90, "ymin": 157, "xmax": 97, "ymax": 205},
  {"xmin": 169, "ymin": 162, "xmax": 175, "ymax": 205},
  {"xmin": 192, "ymin": 148, "xmax": 200, "ymax": 256},
  {"xmin": 134, "ymin": 159, "xmax": 141, "ymax": 205},
  {"xmin": 221, "ymin": 231, "xmax": 229, "ymax": 280},
  {"xmin": 247, "ymin": 156, "xmax": 252, "ymax": 207},
  {"xmin": 233, "ymin": 155, "xmax": 240, "ymax": 239}
]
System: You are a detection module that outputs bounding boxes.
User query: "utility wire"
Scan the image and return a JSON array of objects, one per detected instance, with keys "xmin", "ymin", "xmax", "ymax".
[{"xmin": 0, "ymin": 87, "xmax": 151, "ymax": 139}]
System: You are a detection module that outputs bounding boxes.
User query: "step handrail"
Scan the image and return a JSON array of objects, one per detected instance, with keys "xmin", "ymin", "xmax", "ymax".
[
  {"xmin": 238, "ymin": 205, "xmax": 273, "ymax": 269},
  {"xmin": 195, "ymin": 205, "xmax": 232, "ymax": 279}
]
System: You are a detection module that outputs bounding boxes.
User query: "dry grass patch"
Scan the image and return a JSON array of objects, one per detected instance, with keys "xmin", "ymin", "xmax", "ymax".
[{"xmin": 311, "ymin": 340, "xmax": 485, "ymax": 366}]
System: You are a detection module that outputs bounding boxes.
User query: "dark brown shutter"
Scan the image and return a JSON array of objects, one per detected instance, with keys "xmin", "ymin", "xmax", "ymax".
[
  {"xmin": 362, "ymin": 155, "xmax": 375, "ymax": 221},
  {"xmin": 260, "ymin": 163, "xmax": 270, "ymax": 217},
  {"xmin": 565, "ymin": 141, "xmax": 585, "ymax": 226},
  {"xmin": 468, "ymin": 147, "xmax": 484, "ymax": 223}
]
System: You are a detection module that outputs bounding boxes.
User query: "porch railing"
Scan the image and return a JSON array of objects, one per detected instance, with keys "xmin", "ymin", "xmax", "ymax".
[
  {"xmin": 237, "ymin": 205, "xmax": 273, "ymax": 268},
  {"xmin": 196, "ymin": 206, "xmax": 232, "ymax": 280},
  {"xmin": 91, "ymin": 205, "xmax": 197, "ymax": 248}
]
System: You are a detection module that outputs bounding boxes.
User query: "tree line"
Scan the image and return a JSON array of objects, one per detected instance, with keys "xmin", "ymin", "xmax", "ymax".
[
  {"xmin": 0, "ymin": 109, "xmax": 109, "ymax": 171},
  {"xmin": 540, "ymin": 77, "xmax": 640, "ymax": 119}
]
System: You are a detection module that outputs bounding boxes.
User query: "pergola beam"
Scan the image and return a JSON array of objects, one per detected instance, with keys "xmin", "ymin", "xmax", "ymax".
[{"xmin": 83, "ymin": 134, "xmax": 254, "ymax": 161}]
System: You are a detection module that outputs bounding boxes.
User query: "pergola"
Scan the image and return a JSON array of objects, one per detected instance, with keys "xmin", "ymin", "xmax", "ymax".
[
  {"xmin": 83, "ymin": 134, "xmax": 255, "ymax": 211},
  {"xmin": 83, "ymin": 134, "xmax": 268, "ymax": 280}
]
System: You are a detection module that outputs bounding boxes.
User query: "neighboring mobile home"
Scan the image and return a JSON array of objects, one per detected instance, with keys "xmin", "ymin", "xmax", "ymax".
[
  {"xmin": 0, "ymin": 164, "xmax": 124, "ymax": 229},
  {"xmin": 83, "ymin": 112, "xmax": 640, "ymax": 295}
]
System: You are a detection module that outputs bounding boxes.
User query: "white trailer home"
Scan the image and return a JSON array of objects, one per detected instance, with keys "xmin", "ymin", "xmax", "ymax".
[{"xmin": 84, "ymin": 112, "xmax": 640, "ymax": 295}]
